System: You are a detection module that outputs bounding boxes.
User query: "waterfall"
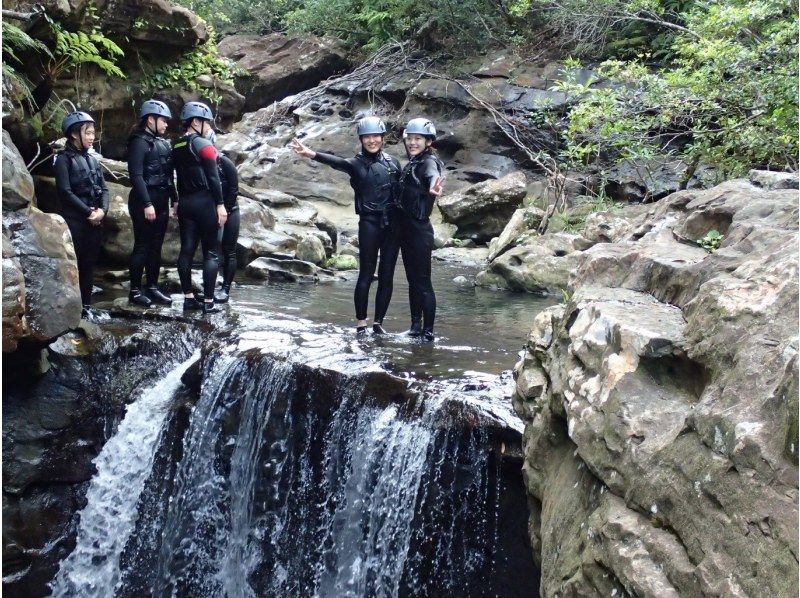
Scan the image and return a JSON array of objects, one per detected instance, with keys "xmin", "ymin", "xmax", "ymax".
[
  {"xmin": 49, "ymin": 351, "xmax": 200, "ymax": 597},
  {"xmin": 53, "ymin": 346, "xmax": 529, "ymax": 597}
]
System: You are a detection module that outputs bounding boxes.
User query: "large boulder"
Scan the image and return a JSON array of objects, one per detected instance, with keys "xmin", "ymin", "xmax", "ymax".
[
  {"xmin": 12, "ymin": 0, "xmax": 208, "ymax": 46},
  {"xmin": 438, "ymin": 172, "xmax": 528, "ymax": 242},
  {"xmin": 3, "ymin": 208, "xmax": 81, "ymax": 344},
  {"xmin": 3, "ymin": 130, "xmax": 34, "ymax": 211},
  {"xmin": 513, "ymin": 179, "xmax": 799, "ymax": 596},
  {"xmin": 476, "ymin": 233, "xmax": 588, "ymax": 294},
  {"xmin": 218, "ymin": 33, "xmax": 349, "ymax": 112}
]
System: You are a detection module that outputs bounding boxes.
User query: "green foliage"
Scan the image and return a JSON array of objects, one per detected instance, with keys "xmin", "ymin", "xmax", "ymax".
[
  {"xmin": 698, "ymin": 229, "xmax": 723, "ymax": 252},
  {"xmin": 44, "ymin": 14, "xmax": 125, "ymax": 80},
  {"xmin": 1, "ymin": 21, "xmax": 52, "ymax": 107},
  {"xmin": 173, "ymin": 0, "xmax": 521, "ymax": 53},
  {"xmin": 553, "ymin": 0, "xmax": 798, "ymax": 177},
  {"xmin": 141, "ymin": 27, "xmax": 240, "ymax": 104}
]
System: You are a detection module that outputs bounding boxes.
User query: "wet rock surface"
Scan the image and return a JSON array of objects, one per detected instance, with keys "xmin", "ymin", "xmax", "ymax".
[
  {"xmin": 512, "ymin": 177, "xmax": 799, "ymax": 596},
  {"xmin": 2, "ymin": 130, "xmax": 34, "ymax": 211},
  {"xmin": 2, "ymin": 207, "xmax": 81, "ymax": 344}
]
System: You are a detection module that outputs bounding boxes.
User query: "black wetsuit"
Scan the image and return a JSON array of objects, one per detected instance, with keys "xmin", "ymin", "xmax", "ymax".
[
  {"xmin": 172, "ymin": 133, "xmax": 224, "ymax": 299},
  {"xmin": 394, "ymin": 152, "xmax": 443, "ymax": 333},
  {"xmin": 217, "ymin": 154, "xmax": 239, "ymax": 290},
  {"xmin": 54, "ymin": 144, "xmax": 110, "ymax": 306},
  {"xmin": 313, "ymin": 149, "xmax": 401, "ymax": 322},
  {"xmin": 127, "ymin": 130, "xmax": 176, "ymax": 291}
]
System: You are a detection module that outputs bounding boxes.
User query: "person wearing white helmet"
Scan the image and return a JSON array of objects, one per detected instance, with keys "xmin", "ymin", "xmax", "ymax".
[
  {"xmin": 53, "ymin": 110, "xmax": 109, "ymax": 318},
  {"xmin": 126, "ymin": 99, "xmax": 176, "ymax": 308},
  {"xmin": 172, "ymin": 101, "xmax": 227, "ymax": 315},
  {"xmin": 394, "ymin": 117, "xmax": 445, "ymax": 342},
  {"xmin": 289, "ymin": 116, "xmax": 402, "ymax": 335}
]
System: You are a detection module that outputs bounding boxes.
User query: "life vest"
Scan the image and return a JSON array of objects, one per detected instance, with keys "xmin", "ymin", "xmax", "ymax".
[
  {"xmin": 172, "ymin": 134, "xmax": 213, "ymax": 195},
  {"xmin": 396, "ymin": 153, "xmax": 444, "ymax": 221},
  {"xmin": 62, "ymin": 147, "xmax": 105, "ymax": 207},
  {"xmin": 130, "ymin": 131, "xmax": 172, "ymax": 189},
  {"xmin": 349, "ymin": 152, "xmax": 400, "ymax": 214}
]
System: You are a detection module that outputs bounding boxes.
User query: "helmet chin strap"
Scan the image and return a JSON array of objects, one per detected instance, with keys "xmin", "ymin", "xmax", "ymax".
[{"xmin": 190, "ymin": 120, "xmax": 204, "ymax": 137}]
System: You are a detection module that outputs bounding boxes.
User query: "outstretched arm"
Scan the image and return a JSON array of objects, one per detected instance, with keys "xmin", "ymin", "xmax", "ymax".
[{"xmin": 289, "ymin": 137, "xmax": 356, "ymax": 176}]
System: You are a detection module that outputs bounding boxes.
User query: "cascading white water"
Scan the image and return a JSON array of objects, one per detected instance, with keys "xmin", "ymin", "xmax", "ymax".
[
  {"xmin": 49, "ymin": 351, "xmax": 200, "ymax": 597},
  {"xmin": 315, "ymin": 403, "xmax": 434, "ymax": 597}
]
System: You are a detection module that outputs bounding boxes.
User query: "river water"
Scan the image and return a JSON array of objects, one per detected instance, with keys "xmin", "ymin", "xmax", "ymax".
[{"xmin": 50, "ymin": 261, "xmax": 552, "ymax": 597}]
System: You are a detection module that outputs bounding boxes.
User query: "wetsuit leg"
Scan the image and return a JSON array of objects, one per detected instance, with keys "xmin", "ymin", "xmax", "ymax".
[
  {"xmin": 220, "ymin": 208, "xmax": 240, "ymax": 289},
  {"xmin": 354, "ymin": 212, "xmax": 382, "ymax": 321},
  {"xmin": 129, "ymin": 197, "xmax": 148, "ymax": 291},
  {"xmin": 145, "ymin": 194, "xmax": 170, "ymax": 288},
  {"xmin": 196, "ymin": 198, "xmax": 221, "ymax": 300},
  {"xmin": 374, "ymin": 216, "xmax": 400, "ymax": 323},
  {"xmin": 177, "ymin": 205, "xmax": 201, "ymax": 295},
  {"xmin": 65, "ymin": 216, "xmax": 102, "ymax": 306},
  {"xmin": 401, "ymin": 217, "xmax": 436, "ymax": 331}
]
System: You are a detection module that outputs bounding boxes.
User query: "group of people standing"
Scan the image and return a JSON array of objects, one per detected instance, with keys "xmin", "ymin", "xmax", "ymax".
[
  {"xmin": 55, "ymin": 100, "xmax": 240, "ymax": 317},
  {"xmin": 54, "ymin": 103, "xmax": 444, "ymax": 341}
]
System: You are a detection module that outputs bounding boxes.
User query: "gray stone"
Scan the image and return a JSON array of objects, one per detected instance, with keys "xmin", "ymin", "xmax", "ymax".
[
  {"xmin": 487, "ymin": 206, "xmax": 546, "ymax": 262},
  {"xmin": 3, "ymin": 208, "xmax": 81, "ymax": 343},
  {"xmin": 438, "ymin": 172, "xmax": 527, "ymax": 242},
  {"xmin": 433, "ymin": 222, "xmax": 458, "ymax": 249},
  {"xmin": 749, "ymin": 169, "xmax": 799, "ymax": 190},
  {"xmin": 477, "ymin": 233, "xmax": 585, "ymax": 294},
  {"xmin": 3, "ymin": 130, "xmax": 34, "ymax": 211},
  {"xmin": 246, "ymin": 256, "xmax": 319, "ymax": 282},
  {"xmin": 513, "ymin": 179, "xmax": 799, "ymax": 597},
  {"xmin": 432, "ymin": 246, "xmax": 490, "ymax": 268},
  {"xmin": 296, "ymin": 234, "xmax": 327, "ymax": 265},
  {"xmin": 218, "ymin": 33, "xmax": 350, "ymax": 112},
  {"xmin": 3, "ymin": 235, "xmax": 28, "ymax": 352}
]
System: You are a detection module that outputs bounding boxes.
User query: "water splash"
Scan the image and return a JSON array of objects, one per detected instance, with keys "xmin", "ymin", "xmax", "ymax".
[{"xmin": 49, "ymin": 351, "xmax": 200, "ymax": 597}]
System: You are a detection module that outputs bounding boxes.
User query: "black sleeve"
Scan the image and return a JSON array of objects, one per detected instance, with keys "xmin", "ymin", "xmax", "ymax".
[
  {"xmin": 312, "ymin": 151, "xmax": 358, "ymax": 176},
  {"xmin": 192, "ymin": 137, "xmax": 224, "ymax": 206},
  {"xmin": 127, "ymin": 136, "xmax": 152, "ymax": 207},
  {"xmin": 420, "ymin": 157, "xmax": 441, "ymax": 192},
  {"xmin": 96, "ymin": 160, "xmax": 109, "ymax": 213},
  {"xmin": 54, "ymin": 154, "xmax": 92, "ymax": 217},
  {"xmin": 219, "ymin": 156, "xmax": 239, "ymax": 208}
]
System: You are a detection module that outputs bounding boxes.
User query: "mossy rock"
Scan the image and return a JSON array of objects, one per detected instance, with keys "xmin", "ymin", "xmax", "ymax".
[{"xmin": 325, "ymin": 254, "xmax": 358, "ymax": 270}]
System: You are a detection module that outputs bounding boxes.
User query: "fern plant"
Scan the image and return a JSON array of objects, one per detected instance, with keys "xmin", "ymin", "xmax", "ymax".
[
  {"xmin": 1, "ymin": 20, "xmax": 52, "ymax": 110},
  {"xmin": 43, "ymin": 14, "xmax": 125, "ymax": 81}
]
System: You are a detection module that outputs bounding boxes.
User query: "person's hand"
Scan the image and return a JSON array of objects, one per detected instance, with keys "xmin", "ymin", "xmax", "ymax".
[
  {"xmin": 88, "ymin": 208, "xmax": 105, "ymax": 225},
  {"xmin": 171, "ymin": 203, "xmax": 179, "ymax": 219},
  {"xmin": 144, "ymin": 205, "xmax": 156, "ymax": 221},
  {"xmin": 289, "ymin": 137, "xmax": 315, "ymax": 159},
  {"xmin": 217, "ymin": 205, "xmax": 228, "ymax": 227},
  {"xmin": 430, "ymin": 176, "xmax": 446, "ymax": 197}
]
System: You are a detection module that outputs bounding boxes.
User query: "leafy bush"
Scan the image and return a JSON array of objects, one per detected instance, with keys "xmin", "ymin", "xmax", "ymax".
[
  {"xmin": 141, "ymin": 27, "xmax": 241, "ymax": 104},
  {"xmin": 551, "ymin": 0, "xmax": 798, "ymax": 176}
]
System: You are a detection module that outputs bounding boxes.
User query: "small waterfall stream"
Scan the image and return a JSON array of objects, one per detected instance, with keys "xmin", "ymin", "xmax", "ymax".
[{"xmin": 49, "ymin": 351, "xmax": 201, "ymax": 597}]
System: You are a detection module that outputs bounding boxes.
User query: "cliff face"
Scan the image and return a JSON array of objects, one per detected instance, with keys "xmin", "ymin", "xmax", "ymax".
[{"xmin": 512, "ymin": 175, "xmax": 799, "ymax": 596}]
